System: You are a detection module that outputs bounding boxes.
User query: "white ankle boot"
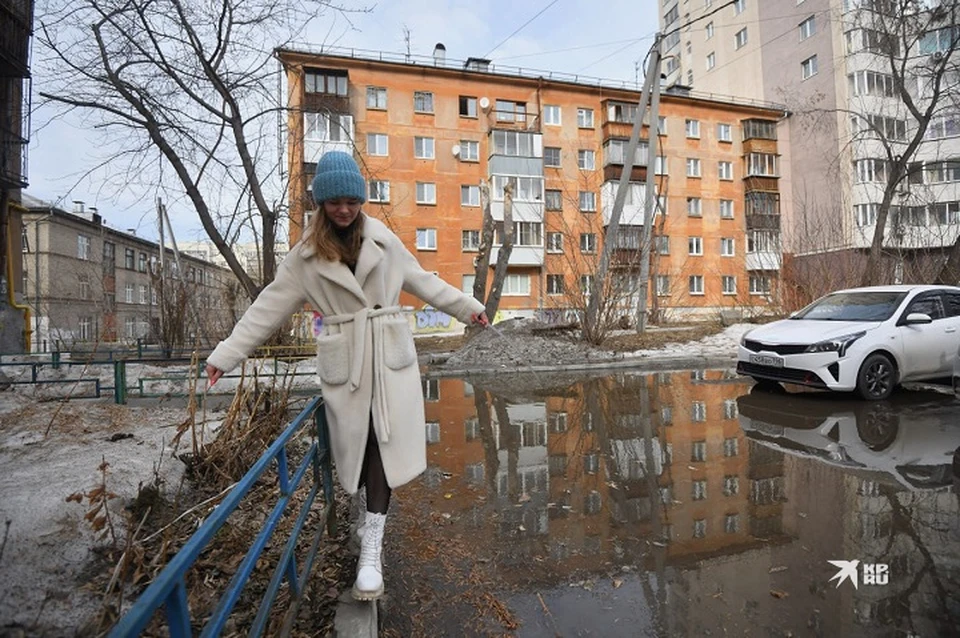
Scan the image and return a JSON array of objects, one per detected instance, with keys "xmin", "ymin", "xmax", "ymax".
[
  {"xmin": 350, "ymin": 491, "xmax": 368, "ymax": 552},
  {"xmin": 351, "ymin": 512, "xmax": 386, "ymax": 601}
]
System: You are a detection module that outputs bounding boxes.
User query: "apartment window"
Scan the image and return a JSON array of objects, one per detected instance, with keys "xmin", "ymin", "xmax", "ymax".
[
  {"xmin": 414, "ymin": 136, "xmax": 435, "ymax": 159},
  {"xmin": 416, "ymin": 228, "xmax": 437, "ymax": 250},
  {"xmin": 79, "ymin": 276, "xmax": 90, "ymax": 301},
  {"xmin": 151, "ymin": 289, "xmax": 157, "ymax": 306},
  {"xmin": 77, "ymin": 235, "xmax": 91, "ymax": 261},
  {"xmin": 750, "ymin": 275, "xmax": 772, "ymax": 295},
  {"xmin": 852, "ymin": 114, "xmax": 907, "ymax": 141},
  {"xmin": 686, "ymin": 158, "xmax": 701, "ymax": 177},
  {"xmin": 78, "ymin": 316, "xmax": 92, "ymax": 341},
  {"xmin": 725, "ymin": 514, "xmax": 740, "ymax": 534},
  {"xmin": 723, "ymin": 476, "xmax": 740, "ymax": 497},
  {"xmin": 424, "ymin": 422, "xmax": 440, "ymax": 444},
  {"xmin": 689, "ymin": 275, "xmax": 704, "ymax": 295},
  {"xmin": 718, "ymin": 161, "xmax": 733, "ymax": 180},
  {"xmin": 503, "ymin": 274, "xmax": 531, "ymax": 296},
  {"xmin": 367, "ymin": 133, "xmax": 388, "ymax": 156},
  {"xmin": 693, "ymin": 401, "xmax": 707, "ymax": 421},
  {"xmin": 547, "ymin": 232, "xmax": 564, "ymax": 252},
  {"xmin": 717, "ymin": 123, "xmax": 732, "ymax": 142},
  {"xmin": 687, "ymin": 197, "xmax": 702, "ymax": 217},
  {"xmin": 547, "ymin": 274, "xmax": 565, "ymax": 295},
  {"xmin": 855, "ymin": 158, "xmax": 887, "ymax": 183},
  {"xmin": 580, "ymin": 233, "xmax": 597, "ymax": 253},
  {"xmin": 544, "ymin": 104, "xmax": 561, "ymax": 125},
  {"xmin": 577, "ymin": 108, "xmax": 594, "ymax": 128},
  {"xmin": 459, "ymin": 95, "xmax": 477, "ymax": 118},
  {"xmin": 579, "ymin": 191, "xmax": 596, "ymax": 212},
  {"xmin": 544, "ymin": 147, "xmax": 561, "ymax": 167},
  {"xmin": 495, "ymin": 99, "xmax": 527, "ymax": 123},
  {"xmin": 462, "ymin": 230, "xmax": 480, "ymax": 251},
  {"xmin": 720, "ymin": 199, "xmax": 734, "ymax": 219},
  {"xmin": 687, "ymin": 70, "xmax": 694, "ymax": 85},
  {"xmin": 460, "ymin": 140, "xmax": 480, "ymax": 162},
  {"xmin": 304, "ymin": 112, "xmax": 353, "ymax": 143},
  {"xmin": 799, "ymin": 15, "xmax": 815, "ymax": 40},
  {"xmin": 724, "ymin": 437, "xmax": 739, "ymax": 457},
  {"xmin": 462, "ymin": 275, "xmax": 475, "ymax": 294},
  {"xmin": 692, "ymin": 480, "xmax": 707, "ymax": 501},
  {"xmin": 545, "ymin": 190, "xmax": 563, "ymax": 211},
  {"xmin": 492, "ymin": 175, "xmax": 544, "ymax": 201},
  {"xmin": 655, "ymin": 235, "xmax": 670, "ymax": 255},
  {"xmin": 125, "ymin": 283, "xmax": 135, "ymax": 303},
  {"xmin": 706, "ymin": 21, "xmax": 714, "ymax": 39},
  {"xmin": 722, "ymin": 275, "xmax": 736, "ymax": 294},
  {"xmin": 366, "ymin": 86, "xmax": 387, "ymax": 109},
  {"xmin": 734, "ymin": 0, "xmax": 745, "ymax": 14},
  {"xmin": 305, "ymin": 69, "xmax": 347, "ymax": 96},
  {"xmin": 690, "ymin": 238, "xmax": 703, "ymax": 257},
  {"xmin": 801, "ymin": 55, "xmax": 818, "ymax": 80},
  {"xmin": 657, "ymin": 116, "xmax": 667, "ymax": 134},
  {"xmin": 578, "ymin": 149, "xmax": 596, "ymax": 170},
  {"xmin": 461, "ymin": 185, "xmax": 480, "ymax": 207},
  {"xmin": 369, "ymin": 180, "xmax": 390, "ymax": 203},
  {"xmin": 706, "ymin": 52, "xmax": 716, "ymax": 70},
  {"xmin": 692, "ymin": 441, "xmax": 707, "ymax": 462},
  {"xmin": 416, "ymin": 182, "xmax": 437, "ymax": 205},
  {"xmin": 102, "ymin": 241, "xmax": 115, "ymax": 262},
  {"xmin": 139, "ymin": 284, "xmax": 148, "ymax": 305},
  {"xmin": 724, "ymin": 399, "xmax": 738, "ymax": 419},
  {"xmin": 735, "ymin": 28, "xmax": 748, "ymax": 50},
  {"xmin": 685, "ymin": 119, "xmax": 700, "ymax": 138},
  {"xmin": 495, "ymin": 221, "xmax": 543, "ymax": 247},
  {"xmin": 124, "ymin": 248, "xmax": 135, "ymax": 270},
  {"xmin": 848, "ymin": 70, "xmax": 895, "ymax": 97},
  {"xmin": 580, "ymin": 275, "xmax": 595, "ymax": 296},
  {"xmin": 656, "ymin": 275, "xmax": 670, "ymax": 297},
  {"xmin": 492, "ymin": 130, "xmax": 539, "ymax": 157},
  {"xmin": 414, "ymin": 91, "xmax": 434, "ymax": 113},
  {"xmin": 743, "ymin": 119, "xmax": 777, "ymax": 140},
  {"xmin": 721, "ymin": 237, "xmax": 735, "ymax": 256}
]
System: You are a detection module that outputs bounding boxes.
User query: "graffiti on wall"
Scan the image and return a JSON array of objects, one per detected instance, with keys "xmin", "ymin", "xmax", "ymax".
[{"xmin": 413, "ymin": 305, "xmax": 456, "ymax": 334}]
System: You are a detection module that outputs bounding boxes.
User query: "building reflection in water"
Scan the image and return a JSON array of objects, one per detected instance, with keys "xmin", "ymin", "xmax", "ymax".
[{"xmin": 413, "ymin": 371, "xmax": 960, "ymax": 636}]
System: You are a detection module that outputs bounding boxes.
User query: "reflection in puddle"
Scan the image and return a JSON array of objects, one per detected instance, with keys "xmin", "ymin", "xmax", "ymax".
[{"xmin": 385, "ymin": 371, "xmax": 960, "ymax": 637}]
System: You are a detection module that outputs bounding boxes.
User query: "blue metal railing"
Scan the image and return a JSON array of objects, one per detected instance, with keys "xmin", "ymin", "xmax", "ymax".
[{"xmin": 109, "ymin": 396, "xmax": 336, "ymax": 637}]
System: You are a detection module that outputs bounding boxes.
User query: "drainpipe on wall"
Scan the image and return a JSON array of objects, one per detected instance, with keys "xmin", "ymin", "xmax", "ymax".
[{"xmin": 4, "ymin": 198, "xmax": 32, "ymax": 351}]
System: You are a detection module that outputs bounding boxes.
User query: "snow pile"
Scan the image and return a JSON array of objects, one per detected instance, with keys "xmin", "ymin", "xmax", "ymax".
[{"xmin": 622, "ymin": 323, "xmax": 753, "ymax": 360}]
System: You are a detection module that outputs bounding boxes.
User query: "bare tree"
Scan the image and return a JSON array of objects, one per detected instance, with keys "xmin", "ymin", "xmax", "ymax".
[
  {"xmin": 471, "ymin": 181, "xmax": 514, "ymax": 327},
  {"xmin": 34, "ymin": 0, "xmax": 362, "ymax": 301}
]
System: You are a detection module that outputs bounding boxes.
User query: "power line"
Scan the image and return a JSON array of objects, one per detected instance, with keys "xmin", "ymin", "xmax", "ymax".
[
  {"xmin": 577, "ymin": 33, "xmax": 656, "ymax": 73},
  {"xmin": 664, "ymin": 0, "xmax": 740, "ymax": 39},
  {"xmin": 484, "ymin": 0, "xmax": 561, "ymax": 59},
  {"xmin": 496, "ymin": 36, "xmax": 655, "ymax": 61}
]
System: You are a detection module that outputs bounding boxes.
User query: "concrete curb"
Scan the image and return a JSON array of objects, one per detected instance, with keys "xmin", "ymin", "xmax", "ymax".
[
  {"xmin": 425, "ymin": 355, "xmax": 739, "ymax": 378},
  {"xmin": 334, "ymin": 591, "xmax": 378, "ymax": 637}
]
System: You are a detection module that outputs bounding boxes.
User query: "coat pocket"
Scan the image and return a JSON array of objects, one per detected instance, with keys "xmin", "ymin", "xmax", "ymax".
[
  {"xmin": 316, "ymin": 333, "xmax": 350, "ymax": 385},
  {"xmin": 382, "ymin": 319, "xmax": 417, "ymax": 370}
]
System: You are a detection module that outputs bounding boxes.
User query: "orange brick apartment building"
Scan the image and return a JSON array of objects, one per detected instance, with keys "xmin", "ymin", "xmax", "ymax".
[{"xmin": 277, "ymin": 46, "xmax": 788, "ymax": 324}]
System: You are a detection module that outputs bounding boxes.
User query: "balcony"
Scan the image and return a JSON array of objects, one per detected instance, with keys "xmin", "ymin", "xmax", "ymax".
[
  {"xmin": 746, "ymin": 252, "xmax": 782, "ymax": 271},
  {"xmin": 490, "ymin": 199, "xmax": 544, "ymax": 223},
  {"xmin": 490, "ymin": 244, "xmax": 544, "ymax": 266},
  {"xmin": 0, "ymin": 77, "xmax": 29, "ymax": 188},
  {"xmin": 601, "ymin": 181, "xmax": 647, "ymax": 226},
  {"xmin": 302, "ymin": 112, "xmax": 354, "ymax": 163},
  {"xmin": 0, "ymin": 0, "xmax": 32, "ymax": 77}
]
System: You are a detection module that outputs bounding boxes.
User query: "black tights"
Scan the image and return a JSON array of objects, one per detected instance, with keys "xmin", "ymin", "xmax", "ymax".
[{"xmin": 358, "ymin": 424, "xmax": 391, "ymax": 514}]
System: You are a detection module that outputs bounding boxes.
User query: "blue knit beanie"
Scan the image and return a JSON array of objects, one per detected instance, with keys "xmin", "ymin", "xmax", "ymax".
[{"xmin": 311, "ymin": 151, "xmax": 367, "ymax": 204}]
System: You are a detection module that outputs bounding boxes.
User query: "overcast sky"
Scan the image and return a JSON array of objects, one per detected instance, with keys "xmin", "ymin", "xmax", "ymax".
[{"xmin": 27, "ymin": 0, "xmax": 659, "ymax": 244}]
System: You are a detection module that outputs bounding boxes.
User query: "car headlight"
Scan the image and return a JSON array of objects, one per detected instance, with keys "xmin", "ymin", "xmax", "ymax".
[
  {"xmin": 739, "ymin": 329, "xmax": 754, "ymax": 347},
  {"xmin": 804, "ymin": 331, "xmax": 866, "ymax": 357}
]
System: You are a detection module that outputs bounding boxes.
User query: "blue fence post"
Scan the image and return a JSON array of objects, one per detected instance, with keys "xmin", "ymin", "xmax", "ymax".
[
  {"xmin": 114, "ymin": 361, "xmax": 127, "ymax": 404},
  {"xmin": 314, "ymin": 407, "xmax": 337, "ymax": 536},
  {"xmin": 52, "ymin": 351, "xmax": 60, "ymax": 370}
]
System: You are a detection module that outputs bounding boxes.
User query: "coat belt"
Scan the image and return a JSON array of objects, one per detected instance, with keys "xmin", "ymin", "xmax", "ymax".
[{"xmin": 323, "ymin": 305, "xmax": 402, "ymax": 443}]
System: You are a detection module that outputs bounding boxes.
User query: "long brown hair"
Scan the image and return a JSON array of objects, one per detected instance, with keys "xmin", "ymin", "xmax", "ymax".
[{"xmin": 306, "ymin": 208, "xmax": 365, "ymax": 265}]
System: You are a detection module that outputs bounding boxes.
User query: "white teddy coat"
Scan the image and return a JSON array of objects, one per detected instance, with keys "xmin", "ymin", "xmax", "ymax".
[{"xmin": 206, "ymin": 215, "xmax": 485, "ymax": 493}]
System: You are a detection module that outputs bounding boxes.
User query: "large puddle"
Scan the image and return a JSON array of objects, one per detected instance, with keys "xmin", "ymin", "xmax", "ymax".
[{"xmin": 381, "ymin": 369, "xmax": 960, "ymax": 637}]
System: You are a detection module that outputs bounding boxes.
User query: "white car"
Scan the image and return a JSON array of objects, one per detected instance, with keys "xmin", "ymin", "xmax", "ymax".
[{"xmin": 737, "ymin": 285, "xmax": 960, "ymax": 400}]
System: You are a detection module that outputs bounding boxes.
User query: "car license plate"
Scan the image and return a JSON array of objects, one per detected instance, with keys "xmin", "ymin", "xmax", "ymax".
[{"xmin": 749, "ymin": 353, "xmax": 785, "ymax": 368}]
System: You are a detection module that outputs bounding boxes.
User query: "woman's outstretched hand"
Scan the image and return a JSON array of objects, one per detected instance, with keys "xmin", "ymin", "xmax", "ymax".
[
  {"xmin": 205, "ymin": 363, "xmax": 224, "ymax": 388},
  {"xmin": 470, "ymin": 311, "xmax": 490, "ymax": 327}
]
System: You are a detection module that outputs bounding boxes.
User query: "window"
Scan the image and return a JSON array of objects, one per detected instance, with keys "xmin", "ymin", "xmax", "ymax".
[
  {"xmin": 706, "ymin": 21, "xmax": 714, "ymax": 39},
  {"xmin": 459, "ymin": 95, "xmax": 477, "ymax": 117},
  {"xmin": 801, "ymin": 55, "xmax": 818, "ymax": 80},
  {"xmin": 580, "ymin": 275, "xmax": 595, "ymax": 296},
  {"xmin": 578, "ymin": 149, "xmax": 596, "ymax": 170},
  {"xmin": 414, "ymin": 91, "xmax": 434, "ymax": 113},
  {"xmin": 852, "ymin": 114, "xmax": 907, "ymax": 141},
  {"xmin": 369, "ymin": 180, "xmax": 390, "ymax": 203},
  {"xmin": 692, "ymin": 480, "xmax": 707, "ymax": 501},
  {"xmin": 306, "ymin": 69, "xmax": 347, "ymax": 96},
  {"xmin": 492, "ymin": 130, "xmax": 540, "ymax": 157},
  {"xmin": 656, "ymin": 275, "xmax": 670, "ymax": 297},
  {"xmin": 544, "ymin": 104, "xmax": 561, "ymax": 125},
  {"xmin": 747, "ymin": 230, "xmax": 778, "ymax": 253},
  {"xmin": 151, "ymin": 289, "xmax": 157, "ymax": 306},
  {"xmin": 577, "ymin": 108, "xmax": 594, "ymax": 128},
  {"xmin": 799, "ymin": 15, "xmax": 815, "ymax": 40},
  {"xmin": 919, "ymin": 25, "xmax": 960, "ymax": 54},
  {"xmin": 686, "ymin": 158, "xmax": 701, "ymax": 177},
  {"xmin": 664, "ymin": 3, "xmax": 679, "ymax": 26},
  {"xmin": 547, "ymin": 274, "xmax": 565, "ymax": 295},
  {"xmin": 304, "ymin": 112, "xmax": 353, "ymax": 144},
  {"xmin": 416, "ymin": 228, "xmax": 437, "ymax": 250},
  {"xmin": 848, "ymin": 71, "xmax": 895, "ymax": 97},
  {"xmin": 706, "ymin": 52, "xmax": 716, "ymax": 70},
  {"xmin": 139, "ymin": 284, "xmax": 148, "ymax": 305},
  {"xmin": 425, "ymin": 422, "xmax": 440, "ymax": 444},
  {"xmin": 462, "ymin": 275, "xmax": 475, "ymax": 294},
  {"xmin": 125, "ymin": 283, "xmax": 135, "ymax": 303},
  {"xmin": 655, "ymin": 236, "xmax": 670, "ymax": 255},
  {"xmin": 416, "ymin": 182, "xmax": 437, "ymax": 205},
  {"xmin": 460, "ymin": 140, "xmax": 480, "ymax": 162},
  {"xmin": 725, "ymin": 514, "xmax": 740, "ymax": 534},
  {"xmin": 689, "ymin": 275, "xmax": 704, "ymax": 295},
  {"xmin": 503, "ymin": 274, "xmax": 531, "ymax": 296},
  {"xmin": 124, "ymin": 248, "xmax": 135, "ymax": 270},
  {"xmin": 579, "ymin": 191, "xmax": 596, "ymax": 212},
  {"xmin": 495, "ymin": 222, "xmax": 543, "ymax": 247},
  {"xmin": 366, "ymin": 86, "xmax": 387, "ymax": 109},
  {"xmin": 720, "ymin": 199, "xmax": 734, "ymax": 219},
  {"xmin": 580, "ymin": 233, "xmax": 597, "ymax": 253},
  {"xmin": 687, "ymin": 197, "xmax": 702, "ymax": 217},
  {"xmin": 722, "ymin": 275, "xmax": 736, "ymax": 294},
  {"xmin": 718, "ymin": 161, "xmax": 733, "ymax": 180},
  {"xmin": 688, "ymin": 236, "xmax": 703, "ymax": 255},
  {"xmin": 414, "ymin": 136, "xmax": 435, "ymax": 159},
  {"xmin": 462, "ymin": 230, "xmax": 480, "ymax": 251},
  {"xmin": 735, "ymin": 28, "xmax": 748, "ymax": 50},
  {"xmin": 724, "ymin": 399, "xmax": 738, "ymax": 419},
  {"xmin": 492, "ymin": 176, "xmax": 543, "ymax": 201},
  {"xmin": 544, "ymin": 147, "xmax": 561, "ymax": 167},
  {"xmin": 724, "ymin": 437, "xmax": 739, "ymax": 457},
  {"xmin": 685, "ymin": 119, "xmax": 700, "ymax": 138},
  {"xmin": 545, "ymin": 190, "xmax": 563, "ymax": 211},
  {"xmin": 547, "ymin": 232, "xmax": 563, "ymax": 252},
  {"xmin": 855, "ymin": 158, "xmax": 887, "ymax": 183},
  {"xmin": 79, "ymin": 276, "xmax": 90, "ymax": 300},
  {"xmin": 721, "ymin": 237, "xmax": 735, "ymax": 256},
  {"xmin": 461, "ymin": 185, "xmax": 480, "ymax": 207},
  {"xmin": 77, "ymin": 235, "xmax": 91, "ymax": 260},
  {"xmin": 79, "ymin": 317, "xmax": 92, "ymax": 341},
  {"xmin": 717, "ymin": 123, "xmax": 732, "ymax": 142},
  {"xmin": 692, "ymin": 401, "xmax": 707, "ymax": 421},
  {"xmin": 495, "ymin": 99, "xmax": 526, "ymax": 122},
  {"xmin": 692, "ymin": 441, "xmax": 707, "ymax": 462},
  {"xmin": 136, "ymin": 252, "xmax": 146, "ymax": 272},
  {"xmin": 687, "ymin": 69, "xmax": 694, "ymax": 85},
  {"xmin": 367, "ymin": 133, "xmax": 388, "ymax": 156},
  {"xmin": 743, "ymin": 119, "xmax": 777, "ymax": 140},
  {"xmin": 750, "ymin": 275, "xmax": 771, "ymax": 295},
  {"xmin": 734, "ymin": 0, "xmax": 745, "ymax": 14}
]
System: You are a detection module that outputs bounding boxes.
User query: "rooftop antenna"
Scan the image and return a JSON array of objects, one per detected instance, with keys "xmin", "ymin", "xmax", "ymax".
[{"xmin": 403, "ymin": 25, "xmax": 412, "ymax": 61}]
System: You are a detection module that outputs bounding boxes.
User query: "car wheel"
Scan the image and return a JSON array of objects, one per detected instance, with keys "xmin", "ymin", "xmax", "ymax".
[
  {"xmin": 856, "ymin": 353, "xmax": 896, "ymax": 401},
  {"xmin": 751, "ymin": 379, "xmax": 785, "ymax": 394},
  {"xmin": 856, "ymin": 405, "xmax": 899, "ymax": 450}
]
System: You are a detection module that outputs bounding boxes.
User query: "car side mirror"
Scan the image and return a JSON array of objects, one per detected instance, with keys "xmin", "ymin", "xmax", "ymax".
[{"xmin": 905, "ymin": 312, "xmax": 933, "ymax": 325}]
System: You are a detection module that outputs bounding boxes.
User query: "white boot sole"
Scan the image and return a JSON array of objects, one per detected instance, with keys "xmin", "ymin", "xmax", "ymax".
[{"xmin": 351, "ymin": 583, "xmax": 383, "ymax": 601}]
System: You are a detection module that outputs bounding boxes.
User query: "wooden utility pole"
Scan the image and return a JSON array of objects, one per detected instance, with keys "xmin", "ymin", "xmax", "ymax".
[{"xmin": 635, "ymin": 42, "xmax": 663, "ymax": 333}]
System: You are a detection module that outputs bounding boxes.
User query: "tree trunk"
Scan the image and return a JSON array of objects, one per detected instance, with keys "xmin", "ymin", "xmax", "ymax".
[
  {"xmin": 472, "ymin": 180, "xmax": 495, "ymax": 304},
  {"xmin": 485, "ymin": 185, "xmax": 514, "ymax": 320}
]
